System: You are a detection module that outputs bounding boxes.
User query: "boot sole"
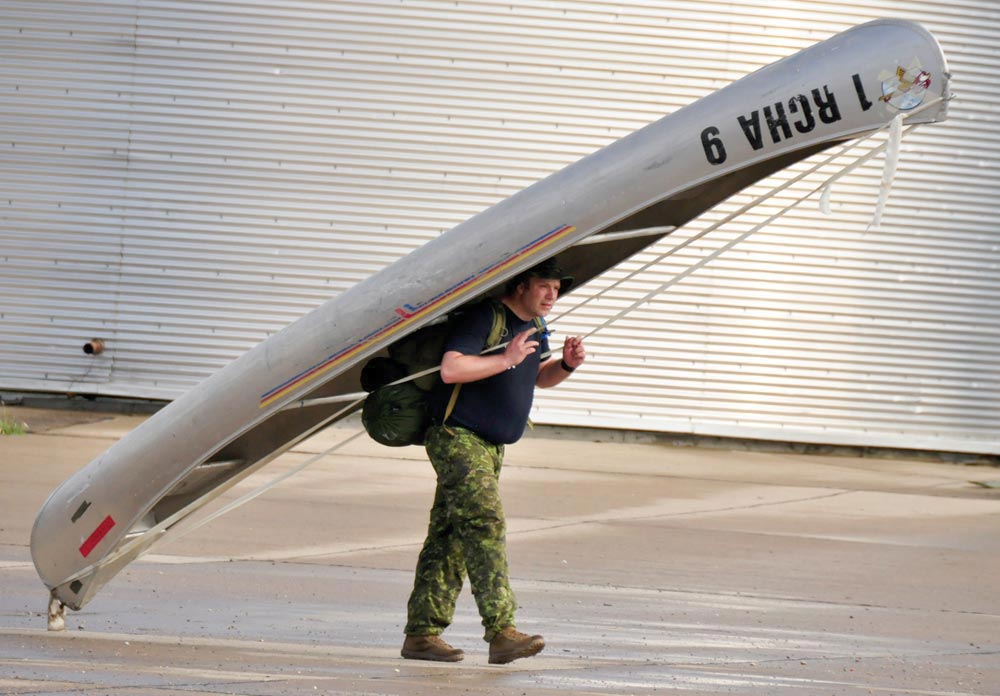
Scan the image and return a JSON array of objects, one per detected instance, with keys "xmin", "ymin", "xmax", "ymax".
[
  {"xmin": 488, "ymin": 638, "xmax": 545, "ymax": 665},
  {"xmin": 401, "ymin": 648, "xmax": 464, "ymax": 662}
]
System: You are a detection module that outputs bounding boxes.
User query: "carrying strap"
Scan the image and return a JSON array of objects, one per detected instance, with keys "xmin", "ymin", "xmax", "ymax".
[{"xmin": 442, "ymin": 300, "xmax": 545, "ymax": 426}]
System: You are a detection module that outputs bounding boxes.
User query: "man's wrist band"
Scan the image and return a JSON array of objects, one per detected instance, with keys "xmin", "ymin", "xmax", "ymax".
[{"xmin": 560, "ymin": 359, "xmax": 576, "ymax": 373}]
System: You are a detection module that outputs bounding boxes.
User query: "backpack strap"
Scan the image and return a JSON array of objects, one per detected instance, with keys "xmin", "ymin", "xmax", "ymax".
[
  {"xmin": 442, "ymin": 300, "xmax": 508, "ymax": 427},
  {"xmin": 532, "ymin": 315, "xmax": 547, "ymax": 337},
  {"xmin": 485, "ymin": 298, "xmax": 508, "ymax": 349}
]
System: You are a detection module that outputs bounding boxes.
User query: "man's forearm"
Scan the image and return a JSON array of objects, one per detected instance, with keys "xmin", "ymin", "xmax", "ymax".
[
  {"xmin": 440, "ymin": 351, "xmax": 513, "ymax": 384},
  {"xmin": 535, "ymin": 357, "xmax": 573, "ymax": 388}
]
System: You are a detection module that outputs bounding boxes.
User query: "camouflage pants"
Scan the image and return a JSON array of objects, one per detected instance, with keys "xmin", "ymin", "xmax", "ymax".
[{"xmin": 404, "ymin": 425, "xmax": 516, "ymax": 642}]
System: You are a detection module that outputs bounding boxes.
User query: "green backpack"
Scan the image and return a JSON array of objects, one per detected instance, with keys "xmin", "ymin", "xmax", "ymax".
[{"xmin": 360, "ymin": 299, "xmax": 544, "ymax": 447}]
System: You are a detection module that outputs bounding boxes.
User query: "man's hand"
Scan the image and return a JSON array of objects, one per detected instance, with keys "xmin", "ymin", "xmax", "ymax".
[
  {"xmin": 503, "ymin": 328, "xmax": 540, "ymax": 369},
  {"xmin": 536, "ymin": 335, "xmax": 586, "ymax": 388},
  {"xmin": 561, "ymin": 336, "xmax": 586, "ymax": 370}
]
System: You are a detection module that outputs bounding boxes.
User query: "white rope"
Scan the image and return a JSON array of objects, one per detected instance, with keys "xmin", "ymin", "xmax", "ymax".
[
  {"xmin": 285, "ymin": 391, "xmax": 370, "ymax": 409},
  {"xmin": 162, "ymin": 428, "xmax": 369, "ymax": 547},
  {"xmin": 551, "ymin": 95, "xmax": 944, "ymax": 336},
  {"xmin": 60, "ymin": 401, "xmax": 370, "ymax": 586},
  {"xmin": 872, "ymin": 113, "xmax": 905, "ymax": 228},
  {"xmin": 819, "ymin": 179, "xmax": 834, "ymax": 216},
  {"xmin": 557, "ymin": 147, "xmax": 864, "ymax": 329},
  {"xmin": 576, "ymin": 133, "xmax": 904, "ymax": 342}
]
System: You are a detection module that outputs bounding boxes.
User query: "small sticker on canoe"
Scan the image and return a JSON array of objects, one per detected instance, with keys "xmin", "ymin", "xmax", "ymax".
[{"xmin": 79, "ymin": 515, "xmax": 115, "ymax": 558}]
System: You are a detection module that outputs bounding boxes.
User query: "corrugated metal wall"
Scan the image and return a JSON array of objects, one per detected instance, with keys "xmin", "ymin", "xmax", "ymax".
[{"xmin": 2, "ymin": 1, "xmax": 999, "ymax": 453}]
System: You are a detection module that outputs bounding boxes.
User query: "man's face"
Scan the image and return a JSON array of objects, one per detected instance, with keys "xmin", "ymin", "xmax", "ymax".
[{"xmin": 518, "ymin": 276, "xmax": 561, "ymax": 318}]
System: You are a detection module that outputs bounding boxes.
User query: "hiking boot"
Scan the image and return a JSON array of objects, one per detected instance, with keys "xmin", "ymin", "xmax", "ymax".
[
  {"xmin": 401, "ymin": 634, "xmax": 464, "ymax": 662},
  {"xmin": 488, "ymin": 626, "xmax": 545, "ymax": 664}
]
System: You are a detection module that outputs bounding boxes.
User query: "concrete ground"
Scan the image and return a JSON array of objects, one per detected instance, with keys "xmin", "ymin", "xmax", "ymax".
[{"xmin": 1, "ymin": 406, "xmax": 998, "ymax": 695}]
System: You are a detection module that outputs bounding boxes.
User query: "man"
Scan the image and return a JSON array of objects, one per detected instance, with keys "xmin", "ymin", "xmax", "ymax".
[{"xmin": 401, "ymin": 257, "xmax": 586, "ymax": 664}]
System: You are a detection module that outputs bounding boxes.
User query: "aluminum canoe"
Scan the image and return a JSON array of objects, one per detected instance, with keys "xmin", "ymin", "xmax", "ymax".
[{"xmin": 31, "ymin": 18, "xmax": 950, "ymax": 614}]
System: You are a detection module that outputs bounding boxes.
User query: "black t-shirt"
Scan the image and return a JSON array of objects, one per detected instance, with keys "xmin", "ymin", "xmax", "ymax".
[{"xmin": 430, "ymin": 302, "xmax": 550, "ymax": 445}]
